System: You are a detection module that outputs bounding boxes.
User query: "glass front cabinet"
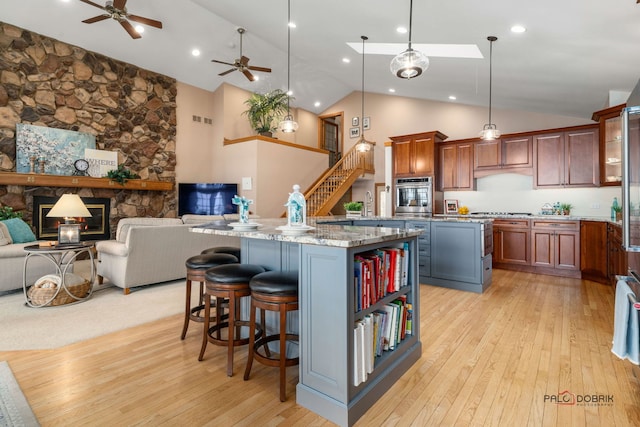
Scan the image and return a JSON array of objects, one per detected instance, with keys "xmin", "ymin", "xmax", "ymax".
[{"xmin": 592, "ymin": 104, "xmax": 625, "ymax": 186}]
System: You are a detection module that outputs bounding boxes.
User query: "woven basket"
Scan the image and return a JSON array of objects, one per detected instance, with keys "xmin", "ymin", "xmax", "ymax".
[{"xmin": 27, "ymin": 274, "xmax": 91, "ymax": 306}]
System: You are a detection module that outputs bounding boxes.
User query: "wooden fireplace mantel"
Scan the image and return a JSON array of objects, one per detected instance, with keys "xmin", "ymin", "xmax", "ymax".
[{"xmin": 0, "ymin": 172, "xmax": 173, "ymax": 191}]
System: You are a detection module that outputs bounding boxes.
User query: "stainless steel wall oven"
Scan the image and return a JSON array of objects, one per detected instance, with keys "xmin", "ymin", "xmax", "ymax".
[{"xmin": 395, "ymin": 177, "xmax": 433, "ymax": 217}]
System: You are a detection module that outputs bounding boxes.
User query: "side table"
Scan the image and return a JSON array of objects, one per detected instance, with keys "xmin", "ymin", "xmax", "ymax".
[{"xmin": 23, "ymin": 242, "xmax": 96, "ymax": 307}]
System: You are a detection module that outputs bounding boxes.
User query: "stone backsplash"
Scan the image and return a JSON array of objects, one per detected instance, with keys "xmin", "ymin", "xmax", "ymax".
[{"xmin": 0, "ymin": 22, "xmax": 177, "ymax": 237}]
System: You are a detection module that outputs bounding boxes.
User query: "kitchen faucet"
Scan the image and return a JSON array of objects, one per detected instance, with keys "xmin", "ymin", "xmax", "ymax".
[{"xmin": 365, "ymin": 191, "xmax": 373, "ymax": 217}]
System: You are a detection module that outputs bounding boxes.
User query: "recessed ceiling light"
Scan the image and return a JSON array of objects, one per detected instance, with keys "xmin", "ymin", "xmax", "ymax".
[
  {"xmin": 314, "ymin": 101, "xmax": 321, "ymax": 107},
  {"xmin": 191, "ymin": 49, "xmax": 201, "ymax": 57},
  {"xmin": 288, "ymin": 22, "xmax": 296, "ymax": 28},
  {"xmin": 342, "ymin": 57, "xmax": 351, "ymax": 63},
  {"xmin": 135, "ymin": 25, "xmax": 144, "ymax": 34},
  {"xmin": 254, "ymin": 75, "xmax": 260, "ymax": 81},
  {"xmin": 511, "ymin": 25, "xmax": 526, "ymax": 33},
  {"xmin": 396, "ymin": 26, "xmax": 407, "ymax": 34},
  {"xmin": 286, "ymin": 90, "xmax": 293, "ymax": 96},
  {"xmin": 388, "ymin": 88, "xmax": 396, "ymax": 93},
  {"xmin": 449, "ymin": 95, "xmax": 457, "ymax": 100}
]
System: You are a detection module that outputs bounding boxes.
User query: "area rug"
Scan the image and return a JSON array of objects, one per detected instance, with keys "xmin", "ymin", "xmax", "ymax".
[
  {"xmin": 0, "ymin": 361, "xmax": 39, "ymax": 426},
  {"xmin": 0, "ymin": 262, "xmax": 188, "ymax": 351}
]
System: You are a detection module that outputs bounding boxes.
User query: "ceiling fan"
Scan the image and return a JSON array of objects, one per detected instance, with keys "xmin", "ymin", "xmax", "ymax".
[
  {"xmin": 211, "ymin": 28, "xmax": 272, "ymax": 82},
  {"xmin": 79, "ymin": 0, "xmax": 163, "ymax": 40}
]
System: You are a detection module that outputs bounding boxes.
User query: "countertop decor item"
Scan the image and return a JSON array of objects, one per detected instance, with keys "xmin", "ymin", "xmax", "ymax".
[
  {"xmin": 344, "ymin": 201, "xmax": 363, "ymax": 218},
  {"xmin": 285, "ymin": 184, "xmax": 306, "ymax": 227},
  {"xmin": 232, "ymin": 195, "xmax": 253, "ymax": 223}
]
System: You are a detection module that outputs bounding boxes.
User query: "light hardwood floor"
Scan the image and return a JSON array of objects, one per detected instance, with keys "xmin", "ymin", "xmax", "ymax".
[{"xmin": 1, "ymin": 269, "xmax": 640, "ymax": 426}]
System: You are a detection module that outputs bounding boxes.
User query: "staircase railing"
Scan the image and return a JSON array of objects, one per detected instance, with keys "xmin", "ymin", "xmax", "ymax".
[{"xmin": 302, "ymin": 144, "xmax": 375, "ymax": 216}]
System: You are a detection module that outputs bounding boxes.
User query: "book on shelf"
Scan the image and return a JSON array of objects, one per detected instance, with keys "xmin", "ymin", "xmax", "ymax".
[{"xmin": 405, "ymin": 303, "xmax": 413, "ymax": 336}]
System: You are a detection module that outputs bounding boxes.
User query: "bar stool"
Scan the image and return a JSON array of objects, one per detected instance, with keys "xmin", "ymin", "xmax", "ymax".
[
  {"xmin": 243, "ymin": 270, "xmax": 299, "ymax": 402},
  {"xmin": 199, "ymin": 263, "xmax": 266, "ymax": 377},
  {"xmin": 201, "ymin": 246, "xmax": 241, "ymax": 262},
  {"xmin": 181, "ymin": 253, "xmax": 239, "ymax": 340}
]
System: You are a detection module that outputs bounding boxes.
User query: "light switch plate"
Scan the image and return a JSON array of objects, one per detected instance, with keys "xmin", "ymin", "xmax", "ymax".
[{"xmin": 242, "ymin": 177, "xmax": 252, "ymax": 190}]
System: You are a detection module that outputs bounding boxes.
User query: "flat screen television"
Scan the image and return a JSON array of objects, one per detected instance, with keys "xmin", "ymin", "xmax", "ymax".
[{"xmin": 178, "ymin": 183, "xmax": 238, "ymax": 216}]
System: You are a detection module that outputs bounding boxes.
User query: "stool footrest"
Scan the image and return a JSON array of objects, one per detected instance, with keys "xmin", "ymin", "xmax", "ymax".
[{"xmin": 252, "ymin": 334, "xmax": 299, "ymax": 368}]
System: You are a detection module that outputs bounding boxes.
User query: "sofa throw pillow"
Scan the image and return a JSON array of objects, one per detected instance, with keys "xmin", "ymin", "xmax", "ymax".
[
  {"xmin": 0, "ymin": 221, "xmax": 12, "ymax": 246},
  {"xmin": 1, "ymin": 218, "xmax": 36, "ymax": 243}
]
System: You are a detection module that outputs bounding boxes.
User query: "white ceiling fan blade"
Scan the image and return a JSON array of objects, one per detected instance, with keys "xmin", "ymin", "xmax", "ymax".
[{"xmin": 346, "ymin": 42, "xmax": 483, "ymax": 59}]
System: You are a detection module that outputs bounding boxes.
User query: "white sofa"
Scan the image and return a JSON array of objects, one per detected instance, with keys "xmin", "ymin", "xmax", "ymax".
[
  {"xmin": 96, "ymin": 216, "xmax": 241, "ymax": 294},
  {"xmin": 0, "ymin": 241, "xmax": 57, "ymax": 293}
]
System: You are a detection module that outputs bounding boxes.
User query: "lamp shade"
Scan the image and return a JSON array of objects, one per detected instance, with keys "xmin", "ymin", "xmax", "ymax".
[
  {"xmin": 279, "ymin": 114, "xmax": 299, "ymax": 133},
  {"xmin": 46, "ymin": 194, "xmax": 91, "ymax": 219},
  {"xmin": 390, "ymin": 48, "xmax": 429, "ymax": 79}
]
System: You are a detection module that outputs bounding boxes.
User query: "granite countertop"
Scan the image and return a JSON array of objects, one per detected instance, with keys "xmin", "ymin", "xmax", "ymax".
[
  {"xmin": 189, "ymin": 218, "xmax": 422, "ymax": 248},
  {"xmin": 433, "ymin": 213, "xmax": 622, "ymax": 225},
  {"xmin": 314, "ymin": 215, "xmax": 494, "ymax": 224}
]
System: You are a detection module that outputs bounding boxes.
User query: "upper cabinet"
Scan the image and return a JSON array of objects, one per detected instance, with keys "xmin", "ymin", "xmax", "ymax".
[
  {"xmin": 533, "ymin": 125, "xmax": 599, "ymax": 188},
  {"xmin": 474, "ymin": 135, "xmax": 532, "ymax": 176},
  {"xmin": 592, "ymin": 104, "xmax": 625, "ymax": 186},
  {"xmin": 439, "ymin": 141, "xmax": 475, "ymax": 191},
  {"xmin": 390, "ymin": 131, "xmax": 447, "ymax": 178}
]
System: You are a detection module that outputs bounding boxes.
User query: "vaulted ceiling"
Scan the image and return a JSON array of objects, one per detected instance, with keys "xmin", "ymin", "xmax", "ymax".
[{"xmin": 3, "ymin": 0, "xmax": 640, "ymax": 119}]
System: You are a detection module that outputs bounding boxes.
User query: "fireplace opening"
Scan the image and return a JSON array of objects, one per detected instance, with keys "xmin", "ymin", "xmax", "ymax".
[{"xmin": 33, "ymin": 196, "xmax": 111, "ymax": 241}]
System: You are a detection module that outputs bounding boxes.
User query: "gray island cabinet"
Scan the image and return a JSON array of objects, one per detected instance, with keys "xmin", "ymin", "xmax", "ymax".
[
  {"xmin": 190, "ymin": 219, "xmax": 422, "ymax": 427},
  {"xmin": 323, "ymin": 217, "xmax": 493, "ymax": 293}
]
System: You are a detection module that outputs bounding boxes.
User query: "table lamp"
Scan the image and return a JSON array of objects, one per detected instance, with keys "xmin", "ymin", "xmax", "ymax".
[{"xmin": 46, "ymin": 194, "xmax": 91, "ymax": 244}]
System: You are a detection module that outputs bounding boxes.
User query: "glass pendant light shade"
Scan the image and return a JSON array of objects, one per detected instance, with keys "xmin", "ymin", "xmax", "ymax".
[
  {"xmin": 279, "ymin": 114, "xmax": 299, "ymax": 133},
  {"xmin": 479, "ymin": 123, "xmax": 501, "ymax": 140},
  {"xmin": 391, "ymin": 0, "xmax": 428, "ymax": 79},
  {"xmin": 480, "ymin": 36, "xmax": 500, "ymax": 141},
  {"xmin": 390, "ymin": 48, "xmax": 429, "ymax": 79},
  {"xmin": 357, "ymin": 35, "xmax": 373, "ymax": 152},
  {"xmin": 279, "ymin": 0, "xmax": 298, "ymax": 133}
]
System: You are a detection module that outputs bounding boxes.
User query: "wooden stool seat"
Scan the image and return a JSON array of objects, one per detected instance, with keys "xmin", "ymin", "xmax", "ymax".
[
  {"xmin": 199, "ymin": 263, "xmax": 266, "ymax": 377},
  {"xmin": 243, "ymin": 270, "xmax": 299, "ymax": 402},
  {"xmin": 180, "ymin": 253, "xmax": 238, "ymax": 340}
]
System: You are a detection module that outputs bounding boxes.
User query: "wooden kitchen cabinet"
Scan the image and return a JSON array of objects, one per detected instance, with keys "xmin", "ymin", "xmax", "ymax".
[
  {"xmin": 438, "ymin": 141, "xmax": 474, "ymax": 190},
  {"xmin": 531, "ymin": 219, "xmax": 580, "ymax": 276},
  {"xmin": 492, "ymin": 219, "xmax": 531, "ymax": 266},
  {"xmin": 592, "ymin": 104, "xmax": 624, "ymax": 186},
  {"xmin": 533, "ymin": 125, "xmax": 599, "ymax": 188},
  {"xmin": 580, "ymin": 220, "xmax": 608, "ymax": 284},
  {"xmin": 474, "ymin": 135, "xmax": 532, "ymax": 175},
  {"xmin": 608, "ymin": 222, "xmax": 627, "ymax": 284},
  {"xmin": 391, "ymin": 131, "xmax": 447, "ymax": 178}
]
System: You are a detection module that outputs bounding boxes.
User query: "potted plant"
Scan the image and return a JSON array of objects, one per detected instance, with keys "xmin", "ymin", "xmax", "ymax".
[
  {"xmin": 613, "ymin": 204, "xmax": 622, "ymax": 221},
  {"xmin": 243, "ymin": 89, "xmax": 291, "ymax": 137},
  {"xmin": 107, "ymin": 164, "xmax": 140, "ymax": 186},
  {"xmin": 0, "ymin": 205, "xmax": 22, "ymax": 220},
  {"xmin": 560, "ymin": 203, "xmax": 573, "ymax": 216},
  {"xmin": 344, "ymin": 201, "xmax": 363, "ymax": 218}
]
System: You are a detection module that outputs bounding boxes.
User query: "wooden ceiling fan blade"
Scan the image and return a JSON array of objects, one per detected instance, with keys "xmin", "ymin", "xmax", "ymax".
[
  {"xmin": 128, "ymin": 14, "xmax": 163, "ymax": 29},
  {"xmin": 120, "ymin": 19, "xmax": 141, "ymax": 39},
  {"xmin": 242, "ymin": 69, "xmax": 256, "ymax": 82},
  {"xmin": 211, "ymin": 59, "xmax": 236, "ymax": 67},
  {"xmin": 114, "ymin": 0, "xmax": 127, "ymax": 10},
  {"xmin": 79, "ymin": 0, "xmax": 106, "ymax": 11},
  {"xmin": 218, "ymin": 68, "xmax": 237, "ymax": 76},
  {"xmin": 240, "ymin": 56, "xmax": 250, "ymax": 66},
  {"xmin": 83, "ymin": 15, "xmax": 110, "ymax": 24},
  {"xmin": 247, "ymin": 66, "xmax": 271, "ymax": 73}
]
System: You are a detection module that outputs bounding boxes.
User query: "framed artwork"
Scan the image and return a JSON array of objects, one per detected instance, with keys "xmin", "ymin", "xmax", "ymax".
[
  {"xmin": 16, "ymin": 124, "xmax": 96, "ymax": 175},
  {"xmin": 352, "ymin": 117, "xmax": 359, "ymax": 127},
  {"xmin": 445, "ymin": 199, "xmax": 459, "ymax": 214},
  {"xmin": 363, "ymin": 116, "xmax": 370, "ymax": 130},
  {"xmin": 350, "ymin": 127, "xmax": 360, "ymax": 138}
]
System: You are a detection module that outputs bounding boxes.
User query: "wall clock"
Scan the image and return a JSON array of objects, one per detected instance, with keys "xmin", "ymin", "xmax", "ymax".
[{"xmin": 73, "ymin": 159, "xmax": 89, "ymax": 176}]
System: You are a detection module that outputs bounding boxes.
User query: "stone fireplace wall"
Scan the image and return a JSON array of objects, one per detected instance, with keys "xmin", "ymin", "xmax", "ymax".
[{"xmin": 0, "ymin": 22, "xmax": 177, "ymax": 237}]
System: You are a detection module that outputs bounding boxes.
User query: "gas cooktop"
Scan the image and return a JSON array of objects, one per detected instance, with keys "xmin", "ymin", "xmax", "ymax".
[{"xmin": 470, "ymin": 212, "xmax": 533, "ymax": 216}]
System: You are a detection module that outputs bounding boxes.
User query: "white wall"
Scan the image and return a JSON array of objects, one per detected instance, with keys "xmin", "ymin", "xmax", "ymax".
[{"xmin": 445, "ymin": 173, "xmax": 621, "ymax": 219}]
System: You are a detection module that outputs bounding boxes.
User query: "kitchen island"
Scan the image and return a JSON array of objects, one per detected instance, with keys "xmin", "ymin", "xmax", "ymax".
[{"xmin": 191, "ymin": 218, "xmax": 422, "ymax": 427}]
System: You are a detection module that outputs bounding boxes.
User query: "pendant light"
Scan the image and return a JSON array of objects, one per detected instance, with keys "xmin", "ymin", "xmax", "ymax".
[
  {"xmin": 479, "ymin": 36, "xmax": 501, "ymax": 140},
  {"xmin": 356, "ymin": 35, "xmax": 373, "ymax": 152},
  {"xmin": 279, "ymin": 0, "xmax": 298, "ymax": 133},
  {"xmin": 390, "ymin": 0, "xmax": 429, "ymax": 79}
]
